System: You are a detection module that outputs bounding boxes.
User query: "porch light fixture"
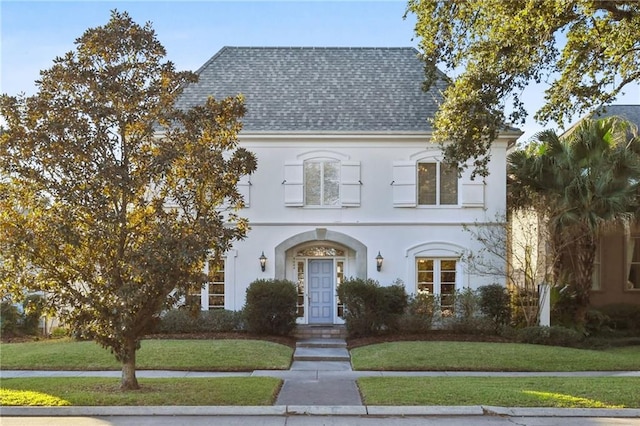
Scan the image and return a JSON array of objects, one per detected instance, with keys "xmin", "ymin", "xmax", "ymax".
[
  {"xmin": 376, "ymin": 252, "xmax": 384, "ymax": 272},
  {"xmin": 259, "ymin": 252, "xmax": 267, "ymax": 272}
]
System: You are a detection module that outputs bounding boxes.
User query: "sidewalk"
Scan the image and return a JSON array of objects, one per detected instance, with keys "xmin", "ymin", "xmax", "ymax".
[{"xmin": 2, "ymin": 335, "xmax": 640, "ymax": 419}]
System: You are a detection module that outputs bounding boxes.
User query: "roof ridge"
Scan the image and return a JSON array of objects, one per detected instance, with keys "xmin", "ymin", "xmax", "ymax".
[{"xmin": 221, "ymin": 46, "xmax": 418, "ymax": 50}]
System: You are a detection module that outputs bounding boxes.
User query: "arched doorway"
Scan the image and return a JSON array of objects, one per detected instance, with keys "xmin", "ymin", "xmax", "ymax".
[{"xmin": 274, "ymin": 229, "xmax": 367, "ymax": 324}]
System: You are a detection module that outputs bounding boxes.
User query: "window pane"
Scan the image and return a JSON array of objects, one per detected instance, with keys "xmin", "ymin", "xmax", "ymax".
[
  {"xmin": 417, "ymin": 271, "xmax": 434, "ymax": 283},
  {"xmin": 417, "ymin": 258, "xmax": 434, "ymax": 271},
  {"xmin": 441, "ymin": 271, "xmax": 456, "ymax": 283},
  {"xmin": 418, "ymin": 163, "xmax": 436, "ymax": 205},
  {"xmin": 304, "ymin": 162, "xmax": 321, "ymax": 205},
  {"xmin": 441, "ymin": 260, "xmax": 456, "ymax": 271},
  {"xmin": 628, "ymin": 264, "xmax": 640, "ymax": 289},
  {"xmin": 208, "ymin": 295, "xmax": 224, "ymax": 308},
  {"xmin": 440, "ymin": 163, "xmax": 458, "ymax": 205},
  {"xmin": 418, "ymin": 283, "xmax": 434, "ymax": 294},
  {"xmin": 633, "ymin": 238, "xmax": 640, "ymax": 262},
  {"xmin": 209, "ymin": 284, "xmax": 224, "ymax": 295},
  {"xmin": 323, "ymin": 161, "xmax": 340, "ymax": 205},
  {"xmin": 441, "ymin": 283, "xmax": 455, "ymax": 295}
]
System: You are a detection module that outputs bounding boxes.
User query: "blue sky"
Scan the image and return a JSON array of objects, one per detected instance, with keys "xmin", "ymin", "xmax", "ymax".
[{"xmin": 1, "ymin": 0, "xmax": 638, "ymax": 142}]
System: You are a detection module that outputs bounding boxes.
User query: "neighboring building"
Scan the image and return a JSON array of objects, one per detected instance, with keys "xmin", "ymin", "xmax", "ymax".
[
  {"xmin": 509, "ymin": 104, "xmax": 640, "ymax": 311},
  {"xmin": 175, "ymin": 47, "xmax": 521, "ymax": 325},
  {"xmin": 588, "ymin": 105, "xmax": 640, "ymax": 308}
]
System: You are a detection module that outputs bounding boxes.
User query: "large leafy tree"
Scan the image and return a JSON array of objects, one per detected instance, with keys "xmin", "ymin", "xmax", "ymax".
[
  {"xmin": 0, "ymin": 11, "xmax": 256, "ymax": 389},
  {"xmin": 508, "ymin": 117, "xmax": 640, "ymax": 326},
  {"xmin": 407, "ymin": 0, "xmax": 640, "ymax": 176}
]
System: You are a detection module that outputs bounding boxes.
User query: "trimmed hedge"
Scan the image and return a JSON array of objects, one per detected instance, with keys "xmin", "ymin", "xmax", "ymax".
[
  {"xmin": 156, "ymin": 309, "xmax": 243, "ymax": 334},
  {"xmin": 515, "ymin": 325, "xmax": 584, "ymax": 347},
  {"xmin": 243, "ymin": 279, "xmax": 298, "ymax": 336}
]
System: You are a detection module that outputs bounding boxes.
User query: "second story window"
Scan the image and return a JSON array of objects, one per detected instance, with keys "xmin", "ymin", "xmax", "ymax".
[
  {"xmin": 418, "ymin": 162, "xmax": 458, "ymax": 206},
  {"xmin": 304, "ymin": 160, "xmax": 340, "ymax": 206}
]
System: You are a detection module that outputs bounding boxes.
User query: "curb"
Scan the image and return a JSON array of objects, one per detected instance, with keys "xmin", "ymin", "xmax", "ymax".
[{"xmin": 3, "ymin": 406, "xmax": 640, "ymax": 417}]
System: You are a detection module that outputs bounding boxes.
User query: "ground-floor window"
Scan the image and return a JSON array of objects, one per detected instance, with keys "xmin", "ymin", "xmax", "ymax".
[
  {"xmin": 627, "ymin": 236, "xmax": 640, "ymax": 290},
  {"xmin": 187, "ymin": 257, "xmax": 225, "ymax": 310},
  {"xmin": 416, "ymin": 258, "xmax": 457, "ymax": 313},
  {"xmin": 206, "ymin": 258, "xmax": 225, "ymax": 309},
  {"xmin": 591, "ymin": 242, "xmax": 601, "ymax": 290}
]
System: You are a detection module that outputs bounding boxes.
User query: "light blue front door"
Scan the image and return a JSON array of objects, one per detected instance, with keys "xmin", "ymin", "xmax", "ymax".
[{"xmin": 309, "ymin": 259, "xmax": 333, "ymax": 324}]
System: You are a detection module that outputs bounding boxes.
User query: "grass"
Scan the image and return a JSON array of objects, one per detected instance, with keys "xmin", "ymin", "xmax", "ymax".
[
  {"xmin": 0, "ymin": 377, "xmax": 282, "ymax": 406},
  {"xmin": 0, "ymin": 338, "xmax": 293, "ymax": 371},
  {"xmin": 357, "ymin": 377, "xmax": 640, "ymax": 408},
  {"xmin": 351, "ymin": 341, "xmax": 640, "ymax": 371}
]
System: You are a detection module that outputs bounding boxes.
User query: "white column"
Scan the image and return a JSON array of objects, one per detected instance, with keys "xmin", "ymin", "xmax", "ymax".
[{"xmin": 538, "ymin": 283, "xmax": 551, "ymax": 326}]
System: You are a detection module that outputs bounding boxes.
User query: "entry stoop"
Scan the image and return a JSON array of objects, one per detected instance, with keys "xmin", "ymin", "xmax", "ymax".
[
  {"xmin": 293, "ymin": 339, "xmax": 350, "ymax": 362},
  {"xmin": 294, "ymin": 325, "xmax": 347, "ymax": 340}
]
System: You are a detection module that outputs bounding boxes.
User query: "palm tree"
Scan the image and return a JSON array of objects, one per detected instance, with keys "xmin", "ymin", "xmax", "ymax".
[{"xmin": 508, "ymin": 116, "xmax": 640, "ymax": 327}]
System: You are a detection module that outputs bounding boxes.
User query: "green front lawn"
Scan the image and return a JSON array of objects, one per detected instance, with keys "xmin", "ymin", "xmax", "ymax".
[
  {"xmin": 351, "ymin": 341, "xmax": 640, "ymax": 371},
  {"xmin": 0, "ymin": 339, "xmax": 293, "ymax": 371},
  {"xmin": 1, "ymin": 377, "xmax": 281, "ymax": 406},
  {"xmin": 358, "ymin": 377, "xmax": 640, "ymax": 408}
]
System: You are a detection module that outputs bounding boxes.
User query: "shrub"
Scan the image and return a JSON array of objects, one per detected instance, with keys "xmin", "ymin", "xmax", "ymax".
[
  {"xmin": 243, "ymin": 279, "xmax": 298, "ymax": 336},
  {"xmin": 337, "ymin": 278, "xmax": 408, "ymax": 337},
  {"xmin": 447, "ymin": 316, "xmax": 496, "ymax": 335},
  {"xmin": 21, "ymin": 294, "xmax": 46, "ymax": 335},
  {"xmin": 455, "ymin": 288, "xmax": 480, "ymax": 320},
  {"xmin": 585, "ymin": 309, "xmax": 611, "ymax": 336},
  {"xmin": 198, "ymin": 309, "xmax": 243, "ymax": 332},
  {"xmin": 399, "ymin": 292, "xmax": 439, "ymax": 333},
  {"xmin": 157, "ymin": 308, "xmax": 244, "ymax": 334},
  {"xmin": 157, "ymin": 309, "xmax": 200, "ymax": 333},
  {"xmin": 478, "ymin": 284, "xmax": 511, "ymax": 331},
  {"xmin": 50, "ymin": 327, "xmax": 70, "ymax": 339},
  {"xmin": 1, "ymin": 301, "xmax": 20, "ymax": 337},
  {"xmin": 515, "ymin": 325, "xmax": 584, "ymax": 347},
  {"xmin": 597, "ymin": 304, "xmax": 640, "ymax": 334}
]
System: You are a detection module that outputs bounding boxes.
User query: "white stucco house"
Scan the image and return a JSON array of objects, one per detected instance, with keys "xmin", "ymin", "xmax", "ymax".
[{"xmin": 175, "ymin": 46, "xmax": 521, "ymax": 325}]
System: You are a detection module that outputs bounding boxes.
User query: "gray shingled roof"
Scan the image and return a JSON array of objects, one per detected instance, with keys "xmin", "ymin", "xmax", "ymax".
[
  {"xmin": 592, "ymin": 104, "xmax": 640, "ymax": 127},
  {"xmin": 175, "ymin": 47, "xmax": 448, "ymax": 132}
]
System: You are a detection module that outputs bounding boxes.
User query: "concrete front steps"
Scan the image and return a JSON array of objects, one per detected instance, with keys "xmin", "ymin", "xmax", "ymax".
[
  {"xmin": 294, "ymin": 325, "xmax": 347, "ymax": 340},
  {"xmin": 293, "ymin": 338, "xmax": 350, "ymax": 362}
]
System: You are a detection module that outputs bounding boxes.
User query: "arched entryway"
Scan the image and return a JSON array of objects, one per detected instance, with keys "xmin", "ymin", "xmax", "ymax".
[{"xmin": 274, "ymin": 228, "xmax": 367, "ymax": 324}]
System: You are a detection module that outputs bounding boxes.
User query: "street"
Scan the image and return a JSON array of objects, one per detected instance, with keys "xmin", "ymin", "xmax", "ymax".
[{"xmin": 2, "ymin": 416, "xmax": 640, "ymax": 426}]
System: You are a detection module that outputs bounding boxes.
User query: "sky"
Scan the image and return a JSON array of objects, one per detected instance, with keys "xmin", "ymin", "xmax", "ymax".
[{"xmin": 1, "ymin": 0, "xmax": 639, "ymax": 143}]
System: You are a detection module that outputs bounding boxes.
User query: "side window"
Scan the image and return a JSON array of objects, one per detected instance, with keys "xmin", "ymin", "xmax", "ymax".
[
  {"xmin": 418, "ymin": 162, "xmax": 458, "ymax": 206},
  {"xmin": 304, "ymin": 160, "xmax": 340, "ymax": 206},
  {"xmin": 627, "ymin": 236, "xmax": 640, "ymax": 290}
]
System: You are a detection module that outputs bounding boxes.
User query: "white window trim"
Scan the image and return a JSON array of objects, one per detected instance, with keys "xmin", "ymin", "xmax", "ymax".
[
  {"xmin": 417, "ymin": 161, "xmax": 460, "ymax": 207},
  {"xmin": 284, "ymin": 153, "xmax": 361, "ymax": 208}
]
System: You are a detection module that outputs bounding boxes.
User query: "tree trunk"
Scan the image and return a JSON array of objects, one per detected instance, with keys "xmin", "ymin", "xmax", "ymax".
[
  {"xmin": 120, "ymin": 338, "xmax": 139, "ymax": 390},
  {"xmin": 572, "ymin": 231, "xmax": 596, "ymax": 328}
]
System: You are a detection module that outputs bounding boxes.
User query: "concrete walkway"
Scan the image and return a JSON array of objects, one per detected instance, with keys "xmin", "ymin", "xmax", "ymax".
[
  {"xmin": 2, "ymin": 335, "xmax": 640, "ymax": 419},
  {"xmin": 273, "ymin": 337, "xmax": 362, "ymax": 406}
]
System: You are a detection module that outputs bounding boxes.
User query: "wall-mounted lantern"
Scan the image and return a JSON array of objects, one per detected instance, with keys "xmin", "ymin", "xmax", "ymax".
[
  {"xmin": 376, "ymin": 251, "xmax": 384, "ymax": 272},
  {"xmin": 259, "ymin": 252, "xmax": 267, "ymax": 272}
]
